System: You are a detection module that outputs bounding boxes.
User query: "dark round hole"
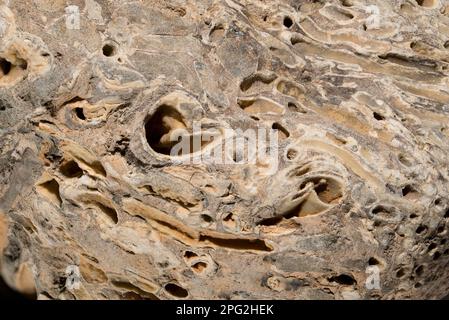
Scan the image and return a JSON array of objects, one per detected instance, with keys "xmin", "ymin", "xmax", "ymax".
[
  {"xmin": 201, "ymin": 214, "xmax": 213, "ymax": 223},
  {"xmin": 415, "ymin": 265, "xmax": 424, "ymax": 276},
  {"xmin": 368, "ymin": 257, "xmax": 380, "ymax": 266},
  {"xmin": 283, "ymin": 16, "xmax": 293, "ymax": 28},
  {"xmin": 102, "ymin": 44, "xmax": 116, "ymax": 57},
  {"xmin": 402, "ymin": 185, "xmax": 415, "ymax": 197},
  {"xmin": 74, "ymin": 107, "xmax": 86, "ymax": 120},
  {"xmin": 415, "ymin": 225, "xmax": 427, "ymax": 234}
]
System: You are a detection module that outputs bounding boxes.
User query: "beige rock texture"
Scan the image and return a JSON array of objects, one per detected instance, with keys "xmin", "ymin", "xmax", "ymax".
[{"xmin": 1, "ymin": 0, "xmax": 449, "ymax": 300}]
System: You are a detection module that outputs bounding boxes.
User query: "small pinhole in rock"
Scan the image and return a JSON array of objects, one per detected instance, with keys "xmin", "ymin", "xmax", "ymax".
[
  {"xmin": 373, "ymin": 112, "xmax": 385, "ymax": 121},
  {"xmin": 437, "ymin": 224, "xmax": 445, "ymax": 234},
  {"xmin": 283, "ymin": 16, "xmax": 293, "ymax": 28},
  {"xmin": 433, "ymin": 252, "xmax": 441, "ymax": 260},
  {"xmin": 286, "ymin": 149, "xmax": 297, "ymax": 160},
  {"xmin": 410, "ymin": 41, "xmax": 419, "ymax": 50},
  {"xmin": 428, "ymin": 243, "xmax": 437, "ymax": 251},
  {"xmin": 184, "ymin": 251, "xmax": 198, "ymax": 259},
  {"xmin": 402, "ymin": 185, "xmax": 418, "ymax": 200},
  {"xmin": 410, "ymin": 213, "xmax": 418, "ymax": 219},
  {"xmin": 368, "ymin": 257, "xmax": 380, "ymax": 266},
  {"xmin": 201, "ymin": 214, "xmax": 213, "ymax": 223},
  {"xmin": 415, "ymin": 265, "xmax": 424, "ymax": 276},
  {"xmin": 398, "ymin": 153, "xmax": 413, "ymax": 167},
  {"xmin": 402, "ymin": 185, "xmax": 413, "ymax": 197},
  {"xmin": 223, "ymin": 212, "xmax": 237, "ymax": 229},
  {"xmin": 250, "ymin": 115, "xmax": 260, "ymax": 121},
  {"xmin": 415, "ymin": 225, "xmax": 427, "ymax": 234},
  {"xmin": 164, "ymin": 283, "xmax": 188, "ymax": 298},
  {"xmin": 414, "ymin": 282, "xmax": 422, "ymax": 288},
  {"xmin": 396, "ymin": 268, "xmax": 405, "ymax": 278},
  {"xmin": 102, "ymin": 44, "xmax": 117, "ymax": 57}
]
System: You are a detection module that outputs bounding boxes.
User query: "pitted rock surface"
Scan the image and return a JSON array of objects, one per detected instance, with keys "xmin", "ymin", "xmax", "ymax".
[{"xmin": 1, "ymin": 0, "xmax": 449, "ymax": 299}]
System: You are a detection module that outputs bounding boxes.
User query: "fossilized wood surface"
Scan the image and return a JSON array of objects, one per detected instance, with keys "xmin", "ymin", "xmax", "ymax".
[{"xmin": 1, "ymin": 0, "xmax": 449, "ymax": 300}]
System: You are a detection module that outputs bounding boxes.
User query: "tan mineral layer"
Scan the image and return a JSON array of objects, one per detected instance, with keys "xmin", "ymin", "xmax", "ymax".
[{"xmin": 1, "ymin": 0, "xmax": 449, "ymax": 300}]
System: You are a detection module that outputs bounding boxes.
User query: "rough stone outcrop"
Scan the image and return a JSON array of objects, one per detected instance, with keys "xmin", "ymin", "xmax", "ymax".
[{"xmin": 1, "ymin": 0, "xmax": 449, "ymax": 300}]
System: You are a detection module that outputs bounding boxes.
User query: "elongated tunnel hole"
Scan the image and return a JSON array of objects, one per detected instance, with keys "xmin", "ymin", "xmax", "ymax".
[
  {"xmin": 328, "ymin": 274, "xmax": 356, "ymax": 286},
  {"xmin": 415, "ymin": 225, "xmax": 427, "ymax": 234},
  {"xmin": 198, "ymin": 235, "xmax": 273, "ymax": 252},
  {"xmin": 164, "ymin": 283, "xmax": 188, "ymax": 298}
]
